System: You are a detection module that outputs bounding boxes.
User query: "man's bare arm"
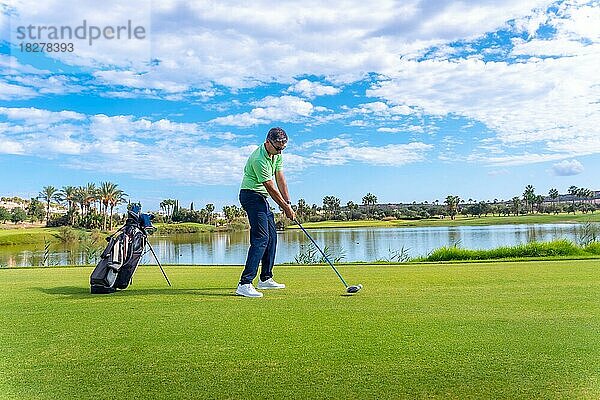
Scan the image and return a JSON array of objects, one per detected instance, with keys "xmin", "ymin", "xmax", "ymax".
[
  {"xmin": 275, "ymin": 170, "xmax": 290, "ymax": 203},
  {"xmin": 263, "ymin": 179, "xmax": 295, "ymax": 219}
]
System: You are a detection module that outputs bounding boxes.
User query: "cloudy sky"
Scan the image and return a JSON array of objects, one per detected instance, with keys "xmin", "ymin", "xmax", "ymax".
[{"xmin": 0, "ymin": 0, "xmax": 599, "ymax": 210}]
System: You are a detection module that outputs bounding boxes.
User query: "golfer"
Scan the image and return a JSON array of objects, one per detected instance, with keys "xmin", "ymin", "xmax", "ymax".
[{"xmin": 236, "ymin": 127, "xmax": 296, "ymax": 298}]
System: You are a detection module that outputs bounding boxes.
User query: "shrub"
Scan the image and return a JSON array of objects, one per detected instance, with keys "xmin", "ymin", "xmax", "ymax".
[
  {"xmin": 421, "ymin": 240, "xmax": 587, "ymax": 262},
  {"xmin": 584, "ymin": 242, "xmax": 600, "ymax": 255},
  {"xmin": 55, "ymin": 226, "xmax": 79, "ymax": 244}
]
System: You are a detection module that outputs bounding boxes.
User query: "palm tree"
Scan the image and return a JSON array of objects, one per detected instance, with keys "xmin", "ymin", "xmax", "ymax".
[
  {"xmin": 568, "ymin": 186, "xmax": 578, "ymax": 210},
  {"xmin": 160, "ymin": 199, "xmax": 177, "ymax": 222},
  {"xmin": 296, "ymin": 199, "xmax": 308, "ymax": 222},
  {"xmin": 549, "ymin": 188, "xmax": 559, "ymax": 214},
  {"xmin": 523, "ymin": 185, "xmax": 535, "ymax": 214},
  {"xmin": 99, "ymin": 182, "xmax": 127, "ymax": 230},
  {"xmin": 38, "ymin": 186, "xmax": 59, "ymax": 226},
  {"xmin": 362, "ymin": 193, "xmax": 377, "ymax": 218},
  {"xmin": 444, "ymin": 195, "xmax": 460, "ymax": 220},
  {"xmin": 58, "ymin": 186, "xmax": 78, "ymax": 225},
  {"xmin": 511, "ymin": 196, "xmax": 522, "ymax": 216},
  {"xmin": 578, "ymin": 188, "xmax": 594, "ymax": 213},
  {"xmin": 205, "ymin": 203, "xmax": 215, "ymax": 225},
  {"xmin": 534, "ymin": 195, "xmax": 545, "ymax": 213},
  {"xmin": 99, "ymin": 182, "xmax": 118, "ymax": 230},
  {"xmin": 108, "ymin": 188, "xmax": 127, "ymax": 230},
  {"xmin": 322, "ymin": 196, "xmax": 340, "ymax": 220},
  {"xmin": 73, "ymin": 187, "xmax": 86, "ymax": 219},
  {"xmin": 345, "ymin": 200, "xmax": 358, "ymax": 220},
  {"xmin": 82, "ymin": 183, "xmax": 98, "ymax": 215}
]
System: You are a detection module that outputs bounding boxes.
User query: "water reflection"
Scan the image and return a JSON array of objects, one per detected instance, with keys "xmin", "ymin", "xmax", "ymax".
[{"xmin": 0, "ymin": 223, "xmax": 594, "ymax": 267}]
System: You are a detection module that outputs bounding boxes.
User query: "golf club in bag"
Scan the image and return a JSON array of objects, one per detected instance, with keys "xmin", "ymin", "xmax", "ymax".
[
  {"xmin": 294, "ymin": 219, "xmax": 362, "ymax": 294},
  {"xmin": 90, "ymin": 205, "xmax": 171, "ymax": 294}
]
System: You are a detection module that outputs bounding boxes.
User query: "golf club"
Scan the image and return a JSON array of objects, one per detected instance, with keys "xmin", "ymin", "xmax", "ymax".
[{"xmin": 294, "ymin": 219, "xmax": 362, "ymax": 294}]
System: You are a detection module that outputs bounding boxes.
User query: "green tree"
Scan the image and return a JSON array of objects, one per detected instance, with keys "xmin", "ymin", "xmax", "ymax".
[
  {"xmin": 222, "ymin": 205, "xmax": 243, "ymax": 223},
  {"xmin": 79, "ymin": 183, "xmax": 98, "ymax": 216},
  {"xmin": 296, "ymin": 199, "xmax": 309, "ymax": 222},
  {"xmin": 160, "ymin": 199, "xmax": 177, "ymax": 222},
  {"xmin": 205, "ymin": 203, "xmax": 215, "ymax": 225},
  {"xmin": 444, "ymin": 195, "xmax": 460, "ymax": 220},
  {"xmin": 362, "ymin": 193, "xmax": 377, "ymax": 218},
  {"xmin": 108, "ymin": 188, "xmax": 127, "ymax": 230},
  {"xmin": 27, "ymin": 198, "xmax": 45, "ymax": 223},
  {"xmin": 59, "ymin": 186, "xmax": 78, "ymax": 225},
  {"xmin": 73, "ymin": 187, "xmax": 86, "ymax": 219},
  {"xmin": 345, "ymin": 200, "xmax": 359, "ymax": 220},
  {"xmin": 549, "ymin": 188, "xmax": 559, "ymax": 214},
  {"xmin": 534, "ymin": 194, "xmax": 545, "ymax": 213},
  {"xmin": 322, "ymin": 195, "xmax": 340, "ymax": 220},
  {"xmin": 511, "ymin": 196, "xmax": 522, "ymax": 216},
  {"xmin": 11, "ymin": 207, "xmax": 26, "ymax": 224},
  {"xmin": 99, "ymin": 182, "xmax": 125, "ymax": 230},
  {"xmin": 522, "ymin": 185, "xmax": 535, "ymax": 214},
  {"xmin": 568, "ymin": 186, "xmax": 578, "ymax": 211},
  {"xmin": 38, "ymin": 185, "xmax": 60, "ymax": 226},
  {"xmin": 0, "ymin": 207, "xmax": 10, "ymax": 223}
]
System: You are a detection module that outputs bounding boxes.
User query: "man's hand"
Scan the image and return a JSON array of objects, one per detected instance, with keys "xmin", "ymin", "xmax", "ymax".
[{"xmin": 283, "ymin": 204, "xmax": 296, "ymax": 220}]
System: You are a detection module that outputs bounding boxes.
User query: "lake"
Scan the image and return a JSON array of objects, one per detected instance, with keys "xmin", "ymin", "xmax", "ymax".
[{"xmin": 0, "ymin": 223, "xmax": 593, "ymax": 267}]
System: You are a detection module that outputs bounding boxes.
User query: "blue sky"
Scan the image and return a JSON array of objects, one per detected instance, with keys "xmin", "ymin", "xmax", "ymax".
[{"xmin": 0, "ymin": 0, "xmax": 599, "ymax": 211}]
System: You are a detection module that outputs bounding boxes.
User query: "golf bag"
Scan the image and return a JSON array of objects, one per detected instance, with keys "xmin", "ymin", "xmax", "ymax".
[{"xmin": 90, "ymin": 206, "xmax": 159, "ymax": 294}]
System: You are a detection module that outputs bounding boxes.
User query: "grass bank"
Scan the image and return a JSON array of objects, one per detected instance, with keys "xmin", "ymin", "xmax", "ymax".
[
  {"xmin": 414, "ymin": 239, "xmax": 600, "ymax": 262},
  {"xmin": 0, "ymin": 223, "xmax": 216, "ymax": 245},
  {"xmin": 290, "ymin": 212, "xmax": 600, "ymax": 229},
  {"xmin": 153, "ymin": 222, "xmax": 215, "ymax": 234},
  {"xmin": 1, "ymin": 261, "xmax": 599, "ymax": 399},
  {"xmin": 0, "ymin": 227, "xmax": 67, "ymax": 246}
]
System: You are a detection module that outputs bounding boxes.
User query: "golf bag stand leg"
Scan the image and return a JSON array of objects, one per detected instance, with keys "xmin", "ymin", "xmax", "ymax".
[{"xmin": 146, "ymin": 240, "xmax": 172, "ymax": 287}]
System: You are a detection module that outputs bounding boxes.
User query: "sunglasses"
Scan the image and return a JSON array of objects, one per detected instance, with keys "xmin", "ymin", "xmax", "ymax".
[{"xmin": 269, "ymin": 139, "xmax": 286, "ymax": 152}]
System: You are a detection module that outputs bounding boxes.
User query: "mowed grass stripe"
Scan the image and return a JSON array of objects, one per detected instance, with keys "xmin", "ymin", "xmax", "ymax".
[{"xmin": 1, "ymin": 262, "xmax": 599, "ymax": 399}]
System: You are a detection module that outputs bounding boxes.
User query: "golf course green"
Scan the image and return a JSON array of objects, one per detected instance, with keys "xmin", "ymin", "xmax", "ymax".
[{"xmin": 1, "ymin": 261, "xmax": 599, "ymax": 399}]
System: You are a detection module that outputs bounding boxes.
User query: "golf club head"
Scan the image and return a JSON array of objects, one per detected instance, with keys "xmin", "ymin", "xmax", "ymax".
[{"xmin": 346, "ymin": 284, "xmax": 363, "ymax": 294}]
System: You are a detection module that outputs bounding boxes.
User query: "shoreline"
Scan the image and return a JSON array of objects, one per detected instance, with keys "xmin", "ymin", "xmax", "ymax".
[{"xmin": 1, "ymin": 212, "xmax": 598, "ymax": 246}]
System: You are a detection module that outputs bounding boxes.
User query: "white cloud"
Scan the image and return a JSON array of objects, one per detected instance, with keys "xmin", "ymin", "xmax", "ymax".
[
  {"xmin": 93, "ymin": 70, "xmax": 189, "ymax": 93},
  {"xmin": 311, "ymin": 142, "xmax": 433, "ymax": 166},
  {"xmin": 377, "ymin": 125, "xmax": 424, "ymax": 133},
  {"xmin": 0, "ymin": 55, "xmax": 50, "ymax": 75},
  {"xmin": 3, "ymin": 0, "xmax": 554, "ymax": 91},
  {"xmin": 0, "ymin": 80, "xmax": 37, "ymax": 100},
  {"xmin": 0, "ymin": 106, "xmax": 253, "ymax": 183},
  {"xmin": 367, "ymin": 50, "xmax": 600, "ymax": 164},
  {"xmin": 0, "ymin": 105, "xmax": 436, "ymax": 183},
  {"xmin": 288, "ymin": 79, "xmax": 340, "ymax": 98},
  {"xmin": 511, "ymin": 37, "xmax": 594, "ymax": 56},
  {"xmin": 469, "ymin": 152, "xmax": 573, "ymax": 167},
  {"xmin": 299, "ymin": 137, "xmax": 353, "ymax": 149},
  {"xmin": 211, "ymin": 95, "xmax": 317, "ymax": 126},
  {"xmin": 4, "ymin": 1, "xmax": 600, "ymax": 170},
  {"xmin": 487, "ymin": 169, "xmax": 510, "ymax": 176},
  {"xmin": 296, "ymin": 135, "xmax": 433, "ymax": 166},
  {"xmin": 0, "ymin": 107, "xmax": 86, "ymax": 123},
  {"xmin": 0, "ymin": 137, "xmax": 25, "ymax": 154},
  {"xmin": 551, "ymin": 159, "xmax": 584, "ymax": 176}
]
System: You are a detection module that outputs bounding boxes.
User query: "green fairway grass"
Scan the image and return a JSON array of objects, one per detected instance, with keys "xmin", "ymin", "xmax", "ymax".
[{"xmin": 1, "ymin": 262, "xmax": 599, "ymax": 399}]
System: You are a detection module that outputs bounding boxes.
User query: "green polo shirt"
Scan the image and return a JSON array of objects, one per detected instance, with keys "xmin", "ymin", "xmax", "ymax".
[{"xmin": 240, "ymin": 144, "xmax": 283, "ymax": 197}]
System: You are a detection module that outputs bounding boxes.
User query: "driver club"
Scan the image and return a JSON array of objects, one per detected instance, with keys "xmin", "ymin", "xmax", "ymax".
[{"xmin": 294, "ymin": 219, "xmax": 363, "ymax": 294}]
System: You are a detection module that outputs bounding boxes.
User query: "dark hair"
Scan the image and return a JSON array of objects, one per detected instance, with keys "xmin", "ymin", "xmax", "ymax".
[{"xmin": 267, "ymin": 127, "xmax": 288, "ymax": 143}]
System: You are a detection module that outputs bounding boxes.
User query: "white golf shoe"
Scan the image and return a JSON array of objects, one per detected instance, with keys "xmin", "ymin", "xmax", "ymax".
[
  {"xmin": 257, "ymin": 278, "xmax": 286, "ymax": 289},
  {"xmin": 236, "ymin": 283, "xmax": 263, "ymax": 298}
]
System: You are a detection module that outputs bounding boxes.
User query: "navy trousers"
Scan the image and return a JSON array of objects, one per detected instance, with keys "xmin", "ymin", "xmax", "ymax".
[{"xmin": 239, "ymin": 189, "xmax": 277, "ymax": 285}]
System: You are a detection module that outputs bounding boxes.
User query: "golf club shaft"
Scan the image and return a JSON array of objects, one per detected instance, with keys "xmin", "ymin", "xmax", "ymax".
[
  {"xmin": 294, "ymin": 220, "xmax": 348, "ymax": 288},
  {"xmin": 147, "ymin": 241, "xmax": 172, "ymax": 287}
]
